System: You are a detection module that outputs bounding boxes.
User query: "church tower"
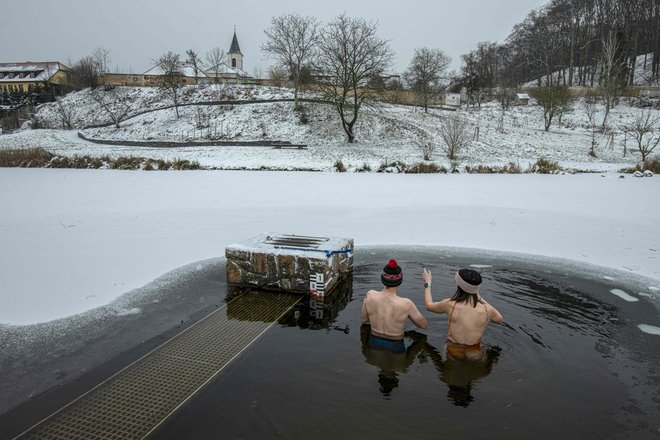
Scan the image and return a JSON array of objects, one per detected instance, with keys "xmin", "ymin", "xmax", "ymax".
[{"xmin": 228, "ymin": 29, "xmax": 244, "ymax": 71}]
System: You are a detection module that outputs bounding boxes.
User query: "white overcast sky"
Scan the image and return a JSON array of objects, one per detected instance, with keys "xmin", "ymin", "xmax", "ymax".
[{"xmin": 2, "ymin": 0, "xmax": 548, "ymax": 76}]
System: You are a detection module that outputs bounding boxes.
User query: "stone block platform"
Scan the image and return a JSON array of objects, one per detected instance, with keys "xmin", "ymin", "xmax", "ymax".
[{"xmin": 225, "ymin": 234, "xmax": 353, "ymax": 294}]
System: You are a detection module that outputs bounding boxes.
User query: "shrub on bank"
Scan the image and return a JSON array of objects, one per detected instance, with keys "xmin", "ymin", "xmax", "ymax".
[
  {"xmin": 171, "ymin": 159, "xmax": 201, "ymax": 170},
  {"xmin": 528, "ymin": 158, "xmax": 562, "ymax": 174},
  {"xmin": 406, "ymin": 162, "xmax": 448, "ymax": 173},
  {"xmin": 465, "ymin": 162, "xmax": 522, "ymax": 174},
  {"xmin": 112, "ymin": 156, "xmax": 144, "ymax": 170},
  {"xmin": 355, "ymin": 162, "xmax": 372, "ymax": 173},
  {"xmin": 0, "ymin": 147, "xmax": 54, "ymax": 167},
  {"xmin": 620, "ymin": 157, "xmax": 660, "ymax": 174},
  {"xmin": 333, "ymin": 159, "xmax": 347, "ymax": 172},
  {"xmin": 640, "ymin": 157, "xmax": 660, "ymax": 173}
]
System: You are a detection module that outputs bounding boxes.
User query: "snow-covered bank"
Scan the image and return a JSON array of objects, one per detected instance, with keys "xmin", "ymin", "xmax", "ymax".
[{"xmin": 1, "ymin": 169, "xmax": 658, "ymax": 325}]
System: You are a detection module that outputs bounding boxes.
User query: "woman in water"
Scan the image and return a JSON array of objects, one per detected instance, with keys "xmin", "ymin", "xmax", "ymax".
[{"xmin": 422, "ymin": 268, "xmax": 503, "ymax": 361}]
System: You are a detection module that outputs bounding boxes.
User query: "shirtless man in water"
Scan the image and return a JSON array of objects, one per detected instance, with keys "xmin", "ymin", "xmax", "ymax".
[
  {"xmin": 360, "ymin": 259, "xmax": 428, "ymax": 352},
  {"xmin": 423, "ymin": 267, "xmax": 503, "ymax": 361}
]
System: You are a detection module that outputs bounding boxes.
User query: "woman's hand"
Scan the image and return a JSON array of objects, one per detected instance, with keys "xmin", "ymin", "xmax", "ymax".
[{"xmin": 422, "ymin": 268, "xmax": 432, "ymax": 284}]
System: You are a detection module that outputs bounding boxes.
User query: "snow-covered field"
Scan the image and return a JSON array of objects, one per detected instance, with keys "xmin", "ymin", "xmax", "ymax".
[
  {"xmin": 0, "ymin": 84, "xmax": 657, "ymax": 172},
  {"xmin": 1, "ymin": 84, "xmax": 659, "ymax": 326}
]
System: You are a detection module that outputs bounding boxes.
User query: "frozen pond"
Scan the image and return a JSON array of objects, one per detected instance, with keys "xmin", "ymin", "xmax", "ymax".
[{"xmin": 1, "ymin": 247, "xmax": 658, "ymax": 439}]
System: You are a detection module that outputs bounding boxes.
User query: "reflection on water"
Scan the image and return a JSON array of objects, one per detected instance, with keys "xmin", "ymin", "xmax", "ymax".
[
  {"xmin": 360, "ymin": 324, "xmax": 426, "ymax": 398},
  {"xmin": 423, "ymin": 341, "xmax": 501, "ymax": 407},
  {"xmin": 225, "ymin": 275, "xmax": 354, "ymax": 330},
  {"xmin": 280, "ymin": 275, "xmax": 353, "ymax": 331},
  {"xmin": 360, "ymin": 322, "xmax": 501, "ymax": 406}
]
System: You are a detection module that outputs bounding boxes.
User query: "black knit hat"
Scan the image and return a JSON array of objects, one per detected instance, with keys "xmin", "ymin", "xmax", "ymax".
[{"xmin": 381, "ymin": 259, "xmax": 403, "ymax": 287}]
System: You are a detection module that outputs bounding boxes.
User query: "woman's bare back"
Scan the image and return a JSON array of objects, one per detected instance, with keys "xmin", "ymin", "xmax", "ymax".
[{"xmin": 447, "ymin": 300, "xmax": 490, "ymax": 345}]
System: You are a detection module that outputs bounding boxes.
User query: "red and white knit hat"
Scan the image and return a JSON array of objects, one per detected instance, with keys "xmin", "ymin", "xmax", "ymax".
[{"xmin": 382, "ymin": 259, "xmax": 403, "ymax": 287}]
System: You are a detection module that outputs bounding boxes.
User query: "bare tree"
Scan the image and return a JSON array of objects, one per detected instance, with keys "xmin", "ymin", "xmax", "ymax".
[
  {"xmin": 71, "ymin": 56, "xmax": 102, "ymax": 89},
  {"xmin": 439, "ymin": 115, "xmax": 471, "ymax": 160},
  {"xmin": 70, "ymin": 48, "xmax": 112, "ymax": 89},
  {"xmin": 205, "ymin": 47, "xmax": 226, "ymax": 84},
  {"xmin": 599, "ymin": 31, "xmax": 627, "ymax": 128},
  {"xmin": 385, "ymin": 77, "xmax": 404, "ymax": 104},
  {"xmin": 92, "ymin": 47, "xmax": 111, "ymax": 75},
  {"xmin": 90, "ymin": 86, "xmax": 132, "ymax": 128},
  {"xmin": 626, "ymin": 109, "xmax": 660, "ymax": 164},
  {"xmin": 262, "ymin": 14, "xmax": 320, "ymax": 108},
  {"xmin": 494, "ymin": 85, "xmax": 515, "ymax": 133},
  {"xmin": 458, "ymin": 41, "xmax": 500, "ymax": 108},
  {"xmin": 583, "ymin": 95, "xmax": 600, "ymax": 157},
  {"xmin": 156, "ymin": 51, "xmax": 184, "ymax": 118},
  {"xmin": 268, "ymin": 65, "xmax": 288, "ymax": 87},
  {"xmin": 495, "ymin": 87, "xmax": 515, "ymax": 113},
  {"xmin": 530, "ymin": 85, "xmax": 573, "ymax": 131},
  {"xmin": 186, "ymin": 49, "xmax": 203, "ymax": 85},
  {"xmin": 404, "ymin": 47, "xmax": 451, "ymax": 112},
  {"xmin": 54, "ymin": 96, "xmax": 74, "ymax": 129},
  {"xmin": 415, "ymin": 135, "xmax": 436, "ymax": 161},
  {"xmin": 315, "ymin": 14, "xmax": 393, "ymax": 143}
]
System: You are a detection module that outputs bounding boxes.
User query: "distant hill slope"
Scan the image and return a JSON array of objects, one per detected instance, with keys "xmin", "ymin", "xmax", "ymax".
[
  {"xmin": 523, "ymin": 53, "xmax": 659, "ymax": 88},
  {"xmin": 1, "ymin": 82, "xmax": 657, "ymax": 172}
]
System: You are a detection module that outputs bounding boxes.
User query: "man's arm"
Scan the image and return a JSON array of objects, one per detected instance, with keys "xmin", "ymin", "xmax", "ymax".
[
  {"xmin": 407, "ymin": 300, "xmax": 429, "ymax": 329},
  {"xmin": 360, "ymin": 292, "xmax": 370, "ymax": 324}
]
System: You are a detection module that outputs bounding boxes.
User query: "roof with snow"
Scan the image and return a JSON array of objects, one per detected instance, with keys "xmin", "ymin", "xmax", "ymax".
[
  {"xmin": 143, "ymin": 64, "xmax": 210, "ymax": 79},
  {"xmin": 0, "ymin": 62, "xmax": 69, "ymax": 83},
  {"xmin": 203, "ymin": 63, "xmax": 249, "ymax": 78},
  {"xmin": 516, "ymin": 93, "xmax": 530, "ymax": 99},
  {"xmin": 229, "ymin": 31, "xmax": 242, "ymax": 55}
]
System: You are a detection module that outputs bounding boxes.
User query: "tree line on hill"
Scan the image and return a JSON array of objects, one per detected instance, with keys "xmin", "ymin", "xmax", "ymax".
[{"xmin": 454, "ymin": 0, "xmax": 658, "ymax": 97}]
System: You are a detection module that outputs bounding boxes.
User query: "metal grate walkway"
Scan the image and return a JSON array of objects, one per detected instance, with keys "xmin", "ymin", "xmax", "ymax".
[{"xmin": 16, "ymin": 292, "xmax": 301, "ymax": 440}]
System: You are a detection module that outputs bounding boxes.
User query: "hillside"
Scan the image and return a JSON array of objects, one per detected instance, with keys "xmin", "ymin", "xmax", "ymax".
[
  {"xmin": 522, "ymin": 53, "xmax": 659, "ymax": 88},
  {"xmin": 0, "ymin": 83, "xmax": 658, "ymax": 172}
]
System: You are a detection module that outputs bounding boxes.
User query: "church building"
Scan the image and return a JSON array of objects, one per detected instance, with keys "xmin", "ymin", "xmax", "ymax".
[
  {"xmin": 228, "ymin": 30, "xmax": 243, "ymax": 71},
  {"xmin": 105, "ymin": 30, "xmax": 251, "ymax": 86},
  {"xmin": 203, "ymin": 29, "xmax": 249, "ymax": 83}
]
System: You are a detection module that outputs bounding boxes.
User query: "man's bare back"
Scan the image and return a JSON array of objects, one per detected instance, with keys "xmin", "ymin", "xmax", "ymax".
[
  {"xmin": 360, "ymin": 288, "xmax": 428, "ymax": 339},
  {"xmin": 360, "ymin": 259, "xmax": 428, "ymax": 339}
]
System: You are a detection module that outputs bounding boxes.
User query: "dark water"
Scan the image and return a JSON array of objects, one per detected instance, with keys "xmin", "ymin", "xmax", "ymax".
[
  {"xmin": 1, "ymin": 248, "xmax": 657, "ymax": 440},
  {"xmin": 153, "ymin": 249, "xmax": 659, "ymax": 440}
]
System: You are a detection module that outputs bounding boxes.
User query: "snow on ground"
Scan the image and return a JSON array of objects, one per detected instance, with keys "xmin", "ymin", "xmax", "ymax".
[{"xmin": 1, "ymin": 169, "xmax": 659, "ymax": 326}]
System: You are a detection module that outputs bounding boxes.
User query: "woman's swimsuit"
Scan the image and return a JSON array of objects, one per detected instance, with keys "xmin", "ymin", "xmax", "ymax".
[{"xmin": 446, "ymin": 301, "xmax": 488, "ymax": 361}]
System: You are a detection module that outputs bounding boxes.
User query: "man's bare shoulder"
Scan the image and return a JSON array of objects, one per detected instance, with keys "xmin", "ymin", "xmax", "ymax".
[{"xmin": 400, "ymin": 297, "xmax": 418, "ymax": 307}]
